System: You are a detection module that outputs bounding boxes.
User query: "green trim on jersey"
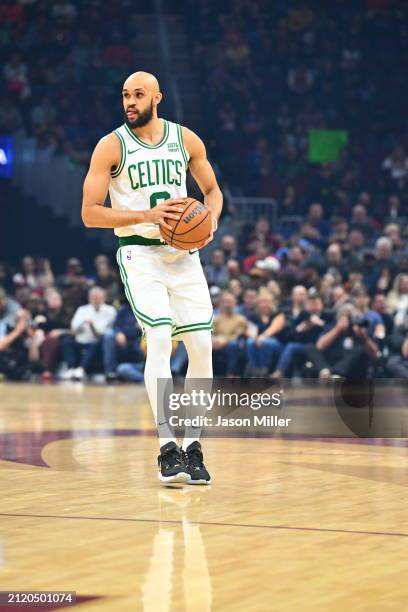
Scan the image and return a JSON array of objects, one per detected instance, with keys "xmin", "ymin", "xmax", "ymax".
[
  {"xmin": 116, "ymin": 249, "xmax": 172, "ymax": 328},
  {"xmin": 124, "ymin": 120, "xmax": 169, "ymax": 149},
  {"xmin": 177, "ymin": 124, "xmax": 189, "ymax": 169},
  {"xmin": 111, "ymin": 130, "xmax": 126, "ymax": 177}
]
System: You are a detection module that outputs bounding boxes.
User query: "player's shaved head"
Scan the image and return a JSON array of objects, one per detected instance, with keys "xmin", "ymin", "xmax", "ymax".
[
  {"xmin": 122, "ymin": 71, "xmax": 162, "ymax": 129},
  {"xmin": 123, "ymin": 71, "xmax": 160, "ymax": 94}
]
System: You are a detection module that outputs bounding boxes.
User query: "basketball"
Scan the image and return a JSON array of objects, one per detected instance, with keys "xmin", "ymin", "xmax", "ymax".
[{"xmin": 160, "ymin": 197, "xmax": 212, "ymax": 250}]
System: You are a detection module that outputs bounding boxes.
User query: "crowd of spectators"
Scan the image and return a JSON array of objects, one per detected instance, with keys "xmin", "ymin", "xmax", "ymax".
[
  {"xmin": 0, "ymin": 0, "xmax": 137, "ymax": 163},
  {"xmin": 187, "ymin": 0, "xmax": 408, "ymax": 213},
  {"xmin": 1, "ymin": 1, "xmax": 408, "ymax": 383},
  {"xmin": 2, "ymin": 195, "xmax": 408, "ymax": 382}
]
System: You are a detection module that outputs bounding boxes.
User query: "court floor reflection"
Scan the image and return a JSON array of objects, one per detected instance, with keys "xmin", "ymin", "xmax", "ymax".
[{"xmin": 141, "ymin": 489, "xmax": 212, "ymax": 612}]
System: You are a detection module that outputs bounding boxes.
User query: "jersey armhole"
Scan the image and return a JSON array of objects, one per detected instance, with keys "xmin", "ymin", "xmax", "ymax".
[
  {"xmin": 110, "ymin": 130, "xmax": 126, "ymax": 178},
  {"xmin": 177, "ymin": 124, "xmax": 190, "ymax": 170}
]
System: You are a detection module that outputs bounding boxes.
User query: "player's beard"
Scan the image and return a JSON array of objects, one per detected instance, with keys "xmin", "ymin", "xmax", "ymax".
[{"xmin": 124, "ymin": 100, "xmax": 154, "ymax": 128}]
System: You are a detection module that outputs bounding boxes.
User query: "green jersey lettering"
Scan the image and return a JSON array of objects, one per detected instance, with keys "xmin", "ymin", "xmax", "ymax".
[{"xmin": 128, "ymin": 164, "xmax": 139, "ymax": 190}]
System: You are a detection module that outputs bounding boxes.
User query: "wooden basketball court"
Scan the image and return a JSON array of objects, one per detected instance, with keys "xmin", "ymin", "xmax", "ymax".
[{"xmin": 0, "ymin": 382, "xmax": 407, "ymax": 611}]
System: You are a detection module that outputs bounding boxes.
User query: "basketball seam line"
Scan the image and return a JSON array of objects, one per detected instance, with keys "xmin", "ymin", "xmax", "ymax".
[
  {"xmin": 169, "ymin": 210, "xmax": 209, "ymax": 237},
  {"xmin": 169, "ymin": 199, "xmax": 198, "ymax": 247}
]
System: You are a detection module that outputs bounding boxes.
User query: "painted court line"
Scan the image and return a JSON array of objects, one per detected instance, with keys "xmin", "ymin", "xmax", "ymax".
[{"xmin": 0, "ymin": 512, "xmax": 406, "ymax": 539}]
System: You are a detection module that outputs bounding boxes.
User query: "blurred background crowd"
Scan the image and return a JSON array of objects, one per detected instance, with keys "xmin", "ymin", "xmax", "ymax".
[{"xmin": 1, "ymin": 0, "xmax": 408, "ymax": 382}]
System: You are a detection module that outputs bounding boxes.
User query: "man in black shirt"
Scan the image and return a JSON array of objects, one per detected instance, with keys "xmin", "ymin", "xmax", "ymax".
[
  {"xmin": 305, "ymin": 305, "xmax": 379, "ymax": 379},
  {"xmin": 272, "ymin": 293, "xmax": 333, "ymax": 378}
]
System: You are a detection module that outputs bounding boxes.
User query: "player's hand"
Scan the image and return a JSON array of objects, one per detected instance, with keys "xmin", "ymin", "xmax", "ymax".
[
  {"xmin": 144, "ymin": 200, "xmax": 185, "ymax": 232},
  {"xmin": 198, "ymin": 210, "xmax": 218, "ymax": 249}
]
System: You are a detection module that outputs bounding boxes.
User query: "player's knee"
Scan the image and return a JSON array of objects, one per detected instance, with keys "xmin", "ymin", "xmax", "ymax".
[
  {"xmin": 145, "ymin": 325, "xmax": 173, "ymax": 359},
  {"xmin": 184, "ymin": 330, "xmax": 213, "ymax": 358}
]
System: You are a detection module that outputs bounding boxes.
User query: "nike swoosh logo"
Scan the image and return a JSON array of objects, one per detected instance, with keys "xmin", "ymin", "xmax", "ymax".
[
  {"xmin": 127, "ymin": 148, "xmax": 141, "ymax": 154},
  {"xmin": 158, "ymin": 421, "xmax": 168, "ymax": 426}
]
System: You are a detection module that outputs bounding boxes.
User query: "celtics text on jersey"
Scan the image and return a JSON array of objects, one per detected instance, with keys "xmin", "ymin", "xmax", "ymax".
[{"xmin": 109, "ymin": 119, "xmax": 190, "ymax": 239}]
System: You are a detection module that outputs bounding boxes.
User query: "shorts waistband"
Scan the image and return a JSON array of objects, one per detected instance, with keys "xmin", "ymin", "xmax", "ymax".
[{"xmin": 118, "ymin": 235, "xmax": 166, "ymax": 247}]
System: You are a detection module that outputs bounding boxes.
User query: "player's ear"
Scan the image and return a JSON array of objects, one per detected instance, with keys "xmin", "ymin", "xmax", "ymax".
[{"xmin": 154, "ymin": 92, "xmax": 163, "ymax": 106}]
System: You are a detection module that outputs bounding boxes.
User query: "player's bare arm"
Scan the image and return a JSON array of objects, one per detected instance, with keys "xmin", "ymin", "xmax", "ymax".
[
  {"xmin": 180, "ymin": 127, "xmax": 223, "ymax": 246},
  {"xmin": 81, "ymin": 134, "xmax": 184, "ymax": 231}
]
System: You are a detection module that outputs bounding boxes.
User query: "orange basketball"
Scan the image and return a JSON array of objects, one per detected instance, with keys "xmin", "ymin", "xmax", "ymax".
[{"xmin": 160, "ymin": 197, "xmax": 212, "ymax": 250}]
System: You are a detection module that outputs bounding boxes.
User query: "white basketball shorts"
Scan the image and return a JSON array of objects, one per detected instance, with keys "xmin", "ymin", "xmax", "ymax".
[{"xmin": 116, "ymin": 244, "xmax": 213, "ymax": 338}]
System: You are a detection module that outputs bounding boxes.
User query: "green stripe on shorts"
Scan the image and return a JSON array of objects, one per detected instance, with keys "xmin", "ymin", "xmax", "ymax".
[{"xmin": 116, "ymin": 249, "xmax": 172, "ymax": 328}]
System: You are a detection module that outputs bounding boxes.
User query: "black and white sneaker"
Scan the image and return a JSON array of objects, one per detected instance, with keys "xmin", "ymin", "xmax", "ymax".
[
  {"xmin": 183, "ymin": 441, "xmax": 212, "ymax": 485},
  {"xmin": 158, "ymin": 442, "xmax": 191, "ymax": 484}
]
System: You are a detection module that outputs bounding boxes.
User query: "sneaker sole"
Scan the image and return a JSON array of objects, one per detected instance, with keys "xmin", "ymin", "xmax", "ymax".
[
  {"xmin": 187, "ymin": 478, "xmax": 212, "ymax": 485},
  {"xmin": 158, "ymin": 471, "xmax": 191, "ymax": 484}
]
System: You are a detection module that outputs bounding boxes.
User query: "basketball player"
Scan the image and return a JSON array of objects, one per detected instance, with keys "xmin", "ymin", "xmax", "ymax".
[{"xmin": 82, "ymin": 72, "xmax": 223, "ymax": 484}]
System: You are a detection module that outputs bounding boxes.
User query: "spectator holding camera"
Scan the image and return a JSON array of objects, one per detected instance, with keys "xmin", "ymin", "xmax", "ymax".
[
  {"xmin": 305, "ymin": 304, "xmax": 379, "ymax": 380},
  {"xmin": 272, "ymin": 292, "xmax": 333, "ymax": 379}
]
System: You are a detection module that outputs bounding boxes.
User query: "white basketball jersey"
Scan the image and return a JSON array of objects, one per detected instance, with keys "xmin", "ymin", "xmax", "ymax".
[{"xmin": 109, "ymin": 119, "xmax": 190, "ymax": 238}]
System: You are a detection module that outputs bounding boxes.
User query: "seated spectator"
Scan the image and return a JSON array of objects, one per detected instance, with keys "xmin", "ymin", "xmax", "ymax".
[
  {"xmin": 237, "ymin": 288, "xmax": 258, "ymax": 318},
  {"xmin": 372, "ymin": 293, "xmax": 394, "ymax": 337},
  {"xmin": 247, "ymin": 217, "xmax": 280, "ymax": 252},
  {"xmin": 325, "ymin": 243, "xmax": 346, "ymax": 278},
  {"xmin": 246, "ymin": 290, "xmax": 285, "ymax": 376},
  {"xmin": 382, "ymin": 146, "xmax": 408, "ymax": 191},
  {"xmin": 344, "ymin": 230, "xmax": 365, "ymax": 269},
  {"xmin": 0, "ymin": 286, "xmax": 21, "ymax": 331},
  {"xmin": 332, "ymin": 285, "xmax": 350, "ymax": 313},
  {"xmin": 305, "ymin": 305, "xmax": 379, "ymax": 380},
  {"xmin": 102, "ymin": 301, "xmax": 144, "ymax": 381},
  {"xmin": 350, "ymin": 205, "xmax": 376, "ymax": 240},
  {"xmin": 281, "ymin": 285, "xmax": 308, "ymax": 325},
  {"xmin": 212, "ymin": 292, "xmax": 248, "ymax": 376},
  {"xmin": 0, "ymin": 307, "xmax": 30, "ymax": 380},
  {"xmin": 57, "ymin": 257, "xmax": 90, "ymax": 312},
  {"xmin": 384, "ymin": 223, "xmax": 404, "ymax": 254},
  {"xmin": 228, "ymin": 278, "xmax": 243, "ymax": 302},
  {"xmin": 220, "ymin": 234, "xmax": 241, "ymax": 260},
  {"xmin": 387, "ymin": 273, "xmax": 408, "ymax": 321},
  {"xmin": 272, "ymin": 292, "xmax": 333, "ymax": 378},
  {"xmin": 27, "ymin": 290, "xmax": 71, "ymax": 380},
  {"xmin": 242, "ymin": 241, "xmax": 274, "ymax": 274},
  {"xmin": 61, "ymin": 287, "xmax": 116, "ymax": 380},
  {"xmin": 204, "ymin": 249, "xmax": 229, "ymax": 287},
  {"xmin": 225, "ymin": 259, "xmax": 244, "ymax": 283},
  {"xmin": 386, "ymin": 195, "xmax": 404, "ymax": 220},
  {"xmin": 12, "ymin": 256, "xmax": 54, "ymax": 293},
  {"xmin": 387, "ymin": 337, "xmax": 408, "ymax": 379},
  {"xmin": 351, "ymin": 288, "xmax": 383, "ymax": 335},
  {"xmin": 93, "ymin": 258, "xmax": 120, "ymax": 304},
  {"xmin": 305, "ymin": 203, "xmax": 331, "ymax": 238}
]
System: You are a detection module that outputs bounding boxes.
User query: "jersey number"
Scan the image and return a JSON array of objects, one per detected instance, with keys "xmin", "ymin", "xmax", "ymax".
[{"xmin": 150, "ymin": 191, "xmax": 171, "ymax": 208}]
